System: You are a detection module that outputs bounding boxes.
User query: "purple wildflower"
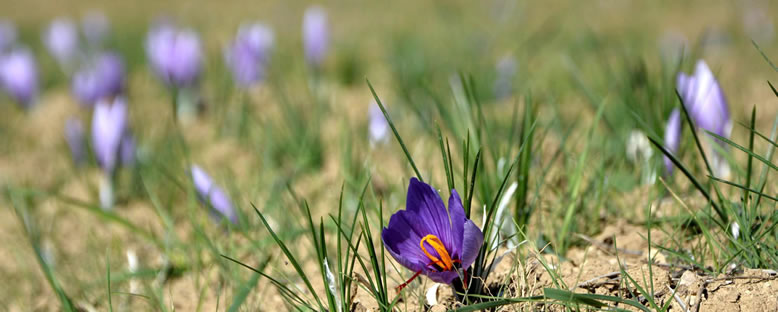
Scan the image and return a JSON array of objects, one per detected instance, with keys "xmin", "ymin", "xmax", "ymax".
[
  {"xmin": 65, "ymin": 117, "xmax": 87, "ymax": 166},
  {"xmin": 663, "ymin": 108, "xmax": 681, "ymax": 175},
  {"xmin": 302, "ymin": 6, "xmax": 328, "ymax": 67},
  {"xmin": 0, "ymin": 47, "xmax": 38, "ymax": 108},
  {"xmin": 191, "ymin": 165, "xmax": 238, "ymax": 224},
  {"xmin": 368, "ymin": 101, "xmax": 389, "ymax": 146},
  {"xmin": 382, "ymin": 178, "xmax": 484, "ymax": 287},
  {"xmin": 225, "ymin": 23, "xmax": 274, "ymax": 87},
  {"xmin": 91, "ymin": 96, "xmax": 128, "ymax": 174},
  {"xmin": 71, "ymin": 51, "xmax": 125, "ymax": 107},
  {"xmin": 145, "ymin": 21, "xmax": 202, "ymax": 88},
  {"xmin": 677, "ymin": 60, "xmax": 731, "ymax": 139},
  {"xmin": 119, "ymin": 133, "xmax": 136, "ymax": 167},
  {"xmin": 43, "ymin": 18, "xmax": 80, "ymax": 68},
  {"xmin": 677, "ymin": 60, "xmax": 731, "ymax": 177}
]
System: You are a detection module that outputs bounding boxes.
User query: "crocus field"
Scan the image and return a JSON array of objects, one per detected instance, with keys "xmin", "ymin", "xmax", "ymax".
[{"xmin": 3, "ymin": 1, "xmax": 778, "ymax": 311}]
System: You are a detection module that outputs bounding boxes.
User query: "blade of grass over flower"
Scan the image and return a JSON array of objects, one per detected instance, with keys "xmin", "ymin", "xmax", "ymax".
[
  {"xmin": 676, "ymin": 90, "xmax": 728, "ymax": 223},
  {"xmin": 706, "ymin": 131, "xmax": 778, "ymax": 173},
  {"xmin": 366, "ymin": 78, "xmax": 424, "ymax": 182},
  {"xmin": 251, "ymin": 203, "xmax": 325, "ymax": 310}
]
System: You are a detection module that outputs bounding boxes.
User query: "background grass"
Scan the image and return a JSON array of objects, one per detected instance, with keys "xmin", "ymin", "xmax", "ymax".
[{"xmin": 1, "ymin": 0, "xmax": 777, "ymax": 310}]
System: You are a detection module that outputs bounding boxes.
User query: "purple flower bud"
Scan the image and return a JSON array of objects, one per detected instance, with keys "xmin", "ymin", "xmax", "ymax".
[
  {"xmin": 43, "ymin": 18, "xmax": 80, "ymax": 68},
  {"xmin": 493, "ymin": 56, "xmax": 517, "ymax": 100},
  {"xmin": 663, "ymin": 108, "xmax": 681, "ymax": 175},
  {"xmin": 146, "ymin": 22, "xmax": 202, "ymax": 87},
  {"xmin": 368, "ymin": 101, "xmax": 389, "ymax": 146},
  {"xmin": 0, "ymin": 47, "xmax": 38, "ymax": 108},
  {"xmin": 0, "ymin": 20, "xmax": 17, "ymax": 52},
  {"xmin": 302, "ymin": 6, "xmax": 328, "ymax": 67},
  {"xmin": 71, "ymin": 51, "xmax": 125, "ymax": 107},
  {"xmin": 91, "ymin": 96, "xmax": 128, "ymax": 174},
  {"xmin": 677, "ymin": 60, "xmax": 731, "ymax": 140},
  {"xmin": 81, "ymin": 11, "xmax": 110, "ymax": 47},
  {"xmin": 65, "ymin": 117, "xmax": 87, "ymax": 166},
  {"xmin": 191, "ymin": 165, "xmax": 238, "ymax": 224},
  {"xmin": 225, "ymin": 23, "xmax": 274, "ymax": 87}
]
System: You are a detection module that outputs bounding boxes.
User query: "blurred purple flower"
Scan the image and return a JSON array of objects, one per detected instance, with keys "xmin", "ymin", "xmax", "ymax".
[
  {"xmin": 368, "ymin": 101, "xmax": 388, "ymax": 146},
  {"xmin": 120, "ymin": 133, "xmax": 136, "ymax": 167},
  {"xmin": 493, "ymin": 56, "xmax": 517, "ymax": 100},
  {"xmin": 225, "ymin": 23, "xmax": 274, "ymax": 87},
  {"xmin": 65, "ymin": 117, "xmax": 87, "ymax": 166},
  {"xmin": 302, "ymin": 6, "xmax": 328, "ymax": 67},
  {"xmin": 0, "ymin": 20, "xmax": 16, "ymax": 52},
  {"xmin": 382, "ymin": 178, "xmax": 484, "ymax": 286},
  {"xmin": 81, "ymin": 11, "xmax": 110, "ymax": 47},
  {"xmin": 663, "ymin": 108, "xmax": 681, "ymax": 175},
  {"xmin": 43, "ymin": 18, "xmax": 80, "ymax": 68},
  {"xmin": 191, "ymin": 165, "xmax": 238, "ymax": 224},
  {"xmin": 0, "ymin": 47, "xmax": 38, "ymax": 108},
  {"xmin": 146, "ymin": 22, "xmax": 202, "ymax": 87},
  {"xmin": 91, "ymin": 96, "xmax": 128, "ymax": 174},
  {"xmin": 677, "ymin": 60, "xmax": 731, "ymax": 140},
  {"xmin": 72, "ymin": 51, "xmax": 125, "ymax": 107}
]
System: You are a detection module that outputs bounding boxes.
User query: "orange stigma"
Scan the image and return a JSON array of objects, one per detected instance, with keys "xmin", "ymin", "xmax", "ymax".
[{"xmin": 420, "ymin": 234, "xmax": 455, "ymax": 271}]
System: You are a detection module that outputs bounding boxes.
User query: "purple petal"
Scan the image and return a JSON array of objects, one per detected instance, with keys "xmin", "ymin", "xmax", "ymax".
[
  {"xmin": 424, "ymin": 270, "xmax": 459, "ymax": 284},
  {"xmin": 43, "ymin": 18, "xmax": 79, "ymax": 67},
  {"xmin": 460, "ymin": 220, "xmax": 483, "ymax": 270},
  {"xmin": 146, "ymin": 22, "xmax": 202, "ymax": 87},
  {"xmin": 191, "ymin": 165, "xmax": 237, "ymax": 224},
  {"xmin": 225, "ymin": 23, "xmax": 274, "ymax": 87},
  {"xmin": 406, "ymin": 178, "xmax": 457, "ymax": 254},
  {"xmin": 302, "ymin": 6, "xmax": 328, "ymax": 67},
  {"xmin": 677, "ymin": 60, "xmax": 730, "ymax": 139},
  {"xmin": 120, "ymin": 133, "xmax": 136, "ymax": 167},
  {"xmin": 448, "ymin": 189, "xmax": 466, "ymax": 259},
  {"xmin": 368, "ymin": 102, "xmax": 388, "ymax": 144},
  {"xmin": 663, "ymin": 108, "xmax": 682, "ymax": 175},
  {"xmin": 91, "ymin": 97, "xmax": 128, "ymax": 173},
  {"xmin": 0, "ymin": 47, "xmax": 38, "ymax": 108},
  {"xmin": 72, "ymin": 51, "xmax": 125, "ymax": 107}
]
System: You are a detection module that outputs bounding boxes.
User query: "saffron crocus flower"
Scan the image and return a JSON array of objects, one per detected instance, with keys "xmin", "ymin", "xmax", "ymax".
[
  {"xmin": 225, "ymin": 23, "xmax": 274, "ymax": 87},
  {"xmin": 72, "ymin": 51, "xmax": 125, "ymax": 107},
  {"xmin": 145, "ymin": 22, "xmax": 202, "ymax": 88},
  {"xmin": 677, "ymin": 60, "xmax": 731, "ymax": 177},
  {"xmin": 663, "ymin": 109, "xmax": 681, "ymax": 175},
  {"xmin": 43, "ymin": 18, "xmax": 80, "ymax": 70},
  {"xmin": 302, "ymin": 6, "xmax": 328, "ymax": 67},
  {"xmin": 92, "ymin": 96, "xmax": 128, "ymax": 175},
  {"xmin": 368, "ymin": 102, "xmax": 389, "ymax": 146},
  {"xmin": 65, "ymin": 117, "xmax": 87, "ymax": 166},
  {"xmin": 92, "ymin": 96, "xmax": 128, "ymax": 210},
  {"xmin": 191, "ymin": 165, "xmax": 238, "ymax": 224},
  {"xmin": 382, "ymin": 178, "xmax": 484, "ymax": 286},
  {"xmin": 120, "ymin": 134, "xmax": 136, "ymax": 167},
  {"xmin": 0, "ymin": 47, "xmax": 38, "ymax": 108},
  {"xmin": 81, "ymin": 11, "xmax": 110, "ymax": 47}
]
